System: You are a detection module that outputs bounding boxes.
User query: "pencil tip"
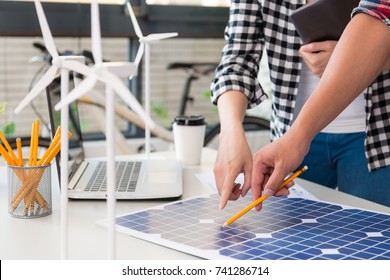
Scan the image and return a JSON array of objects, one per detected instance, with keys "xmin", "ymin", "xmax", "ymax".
[{"xmin": 221, "ymin": 223, "xmax": 228, "ymax": 229}]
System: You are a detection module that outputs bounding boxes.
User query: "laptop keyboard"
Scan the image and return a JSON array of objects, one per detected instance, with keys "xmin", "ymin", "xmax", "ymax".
[{"xmin": 84, "ymin": 161, "xmax": 142, "ymax": 192}]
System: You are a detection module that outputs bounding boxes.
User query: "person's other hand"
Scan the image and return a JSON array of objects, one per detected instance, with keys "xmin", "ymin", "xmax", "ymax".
[
  {"xmin": 250, "ymin": 133, "xmax": 309, "ymax": 211},
  {"xmin": 299, "ymin": 40, "xmax": 337, "ymax": 77},
  {"xmin": 214, "ymin": 124, "xmax": 253, "ymax": 209}
]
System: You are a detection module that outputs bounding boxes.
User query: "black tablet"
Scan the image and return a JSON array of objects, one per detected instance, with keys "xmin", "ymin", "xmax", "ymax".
[{"xmin": 291, "ymin": 0, "xmax": 360, "ymax": 44}]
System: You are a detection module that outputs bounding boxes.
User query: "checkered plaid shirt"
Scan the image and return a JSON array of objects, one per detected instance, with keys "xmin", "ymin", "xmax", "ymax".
[{"xmin": 210, "ymin": 0, "xmax": 390, "ymax": 171}]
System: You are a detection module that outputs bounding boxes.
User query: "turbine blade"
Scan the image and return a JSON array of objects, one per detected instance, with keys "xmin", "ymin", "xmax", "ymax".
[
  {"xmin": 134, "ymin": 43, "xmax": 144, "ymax": 68},
  {"xmin": 91, "ymin": 0, "xmax": 103, "ymax": 64},
  {"xmin": 54, "ymin": 76, "xmax": 97, "ymax": 111},
  {"xmin": 15, "ymin": 65, "xmax": 58, "ymax": 113},
  {"xmin": 63, "ymin": 60, "xmax": 92, "ymax": 77},
  {"xmin": 34, "ymin": 0, "xmax": 59, "ymax": 58},
  {"xmin": 103, "ymin": 72, "xmax": 155, "ymax": 129},
  {"xmin": 142, "ymin": 33, "xmax": 178, "ymax": 42},
  {"xmin": 126, "ymin": 1, "xmax": 144, "ymax": 39}
]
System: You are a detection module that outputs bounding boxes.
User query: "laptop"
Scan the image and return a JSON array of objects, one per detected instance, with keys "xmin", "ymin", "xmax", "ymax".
[
  {"xmin": 45, "ymin": 74, "xmax": 183, "ymax": 200},
  {"xmin": 291, "ymin": 0, "xmax": 360, "ymax": 44}
]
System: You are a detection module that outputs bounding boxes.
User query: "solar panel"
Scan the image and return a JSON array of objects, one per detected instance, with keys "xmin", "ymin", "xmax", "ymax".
[{"xmin": 110, "ymin": 193, "xmax": 390, "ymax": 260}]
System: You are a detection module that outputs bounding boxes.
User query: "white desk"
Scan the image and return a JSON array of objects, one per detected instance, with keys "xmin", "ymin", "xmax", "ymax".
[{"xmin": 1, "ymin": 148, "xmax": 389, "ymax": 259}]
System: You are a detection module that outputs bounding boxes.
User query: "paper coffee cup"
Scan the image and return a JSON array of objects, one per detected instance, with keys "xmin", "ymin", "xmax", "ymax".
[{"xmin": 173, "ymin": 115, "xmax": 206, "ymax": 166}]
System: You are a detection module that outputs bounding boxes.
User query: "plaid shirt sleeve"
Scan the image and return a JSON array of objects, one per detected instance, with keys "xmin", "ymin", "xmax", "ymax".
[
  {"xmin": 352, "ymin": 0, "xmax": 390, "ymax": 27},
  {"xmin": 210, "ymin": 0, "xmax": 268, "ymax": 108}
]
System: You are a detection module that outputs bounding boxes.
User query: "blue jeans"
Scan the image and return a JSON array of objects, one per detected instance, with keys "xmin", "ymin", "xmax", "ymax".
[{"xmin": 298, "ymin": 132, "xmax": 390, "ymax": 207}]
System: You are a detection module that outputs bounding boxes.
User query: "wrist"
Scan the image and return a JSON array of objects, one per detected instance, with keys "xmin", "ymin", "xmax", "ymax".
[{"xmin": 284, "ymin": 124, "xmax": 313, "ymax": 154}]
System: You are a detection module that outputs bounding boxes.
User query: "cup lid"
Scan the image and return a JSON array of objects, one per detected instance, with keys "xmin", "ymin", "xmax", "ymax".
[{"xmin": 173, "ymin": 115, "xmax": 206, "ymax": 126}]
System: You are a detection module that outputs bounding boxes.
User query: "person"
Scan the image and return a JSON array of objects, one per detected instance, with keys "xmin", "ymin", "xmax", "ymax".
[
  {"xmin": 251, "ymin": 1, "xmax": 390, "ymax": 208},
  {"xmin": 210, "ymin": 0, "xmax": 390, "ymax": 209}
]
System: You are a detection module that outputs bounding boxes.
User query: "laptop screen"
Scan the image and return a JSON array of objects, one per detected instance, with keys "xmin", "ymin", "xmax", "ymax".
[{"xmin": 45, "ymin": 73, "xmax": 85, "ymax": 186}]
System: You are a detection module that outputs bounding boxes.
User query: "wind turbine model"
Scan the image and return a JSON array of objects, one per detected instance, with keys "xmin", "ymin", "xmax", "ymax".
[
  {"xmin": 126, "ymin": 0, "xmax": 178, "ymax": 157},
  {"xmin": 14, "ymin": 1, "xmax": 90, "ymax": 114},
  {"xmin": 14, "ymin": 0, "xmax": 89, "ymax": 260},
  {"xmin": 55, "ymin": 0, "xmax": 155, "ymax": 260}
]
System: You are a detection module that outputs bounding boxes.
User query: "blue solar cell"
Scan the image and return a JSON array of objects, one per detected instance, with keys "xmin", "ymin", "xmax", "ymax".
[
  {"xmin": 328, "ymin": 239, "xmax": 349, "ymax": 247},
  {"xmin": 233, "ymin": 252, "xmax": 254, "ymax": 260},
  {"xmin": 270, "ymin": 240, "xmax": 293, "ymax": 247},
  {"xmin": 303, "ymin": 240, "xmax": 322, "ymax": 247},
  {"xmin": 261, "ymin": 252, "xmax": 285, "ymax": 260},
  {"xmin": 113, "ymin": 194, "xmax": 390, "ymax": 260},
  {"xmin": 303, "ymin": 248, "xmax": 323, "ymax": 255},
  {"xmin": 345, "ymin": 243, "xmax": 367, "ymax": 251},
  {"xmin": 284, "ymin": 235, "xmax": 306, "ymax": 243},
  {"xmin": 219, "ymin": 248, "xmax": 235, "ymax": 256},
  {"xmin": 365, "ymin": 247, "xmax": 387, "ymax": 255},
  {"xmin": 286, "ymin": 243, "xmax": 310, "ymax": 251},
  {"xmin": 353, "ymin": 251, "xmax": 377, "ymax": 259},
  {"xmin": 290, "ymin": 252, "xmax": 314, "ymax": 260},
  {"xmin": 381, "ymin": 250, "xmax": 390, "ymax": 258},
  {"xmin": 375, "ymin": 242, "xmax": 390, "ymax": 250},
  {"xmin": 274, "ymin": 247, "xmax": 296, "ymax": 256}
]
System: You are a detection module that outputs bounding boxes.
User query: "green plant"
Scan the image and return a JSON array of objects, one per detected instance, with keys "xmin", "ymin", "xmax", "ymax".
[
  {"xmin": 151, "ymin": 100, "xmax": 169, "ymax": 126},
  {"xmin": 0, "ymin": 102, "xmax": 15, "ymax": 136},
  {"xmin": 203, "ymin": 90, "xmax": 218, "ymax": 113}
]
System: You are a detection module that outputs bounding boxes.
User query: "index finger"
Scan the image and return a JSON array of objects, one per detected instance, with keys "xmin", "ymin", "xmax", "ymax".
[{"xmin": 219, "ymin": 172, "xmax": 241, "ymax": 209}]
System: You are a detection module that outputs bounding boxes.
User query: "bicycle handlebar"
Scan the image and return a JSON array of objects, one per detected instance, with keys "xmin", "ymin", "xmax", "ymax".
[
  {"xmin": 167, "ymin": 62, "xmax": 218, "ymax": 76},
  {"xmin": 33, "ymin": 42, "xmax": 47, "ymax": 54}
]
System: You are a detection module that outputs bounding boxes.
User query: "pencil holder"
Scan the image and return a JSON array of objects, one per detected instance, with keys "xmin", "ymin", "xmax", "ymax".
[{"xmin": 7, "ymin": 161, "xmax": 52, "ymax": 218}]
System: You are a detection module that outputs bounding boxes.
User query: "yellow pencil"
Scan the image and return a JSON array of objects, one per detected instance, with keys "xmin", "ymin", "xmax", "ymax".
[
  {"xmin": 16, "ymin": 138, "xmax": 23, "ymax": 166},
  {"xmin": 32, "ymin": 120, "xmax": 40, "ymax": 166},
  {"xmin": 28, "ymin": 122, "xmax": 36, "ymax": 167},
  {"xmin": 0, "ymin": 143, "xmax": 15, "ymax": 165},
  {"xmin": 0, "ymin": 130, "xmax": 18, "ymax": 164},
  {"xmin": 221, "ymin": 165, "xmax": 308, "ymax": 228}
]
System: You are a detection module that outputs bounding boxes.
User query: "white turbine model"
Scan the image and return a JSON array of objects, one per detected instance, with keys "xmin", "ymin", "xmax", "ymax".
[
  {"xmin": 55, "ymin": 0, "xmax": 155, "ymax": 260},
  {"xmin": 15, "ymin": 1, "xmax": 90, "ymax": 114},
  {"xmin": 126, "ymin": 0, "xmax": 178, "ymax": 157},
  {"xmin": 14, "ymin": 0, "xmax": 89, "ymax": 260}
]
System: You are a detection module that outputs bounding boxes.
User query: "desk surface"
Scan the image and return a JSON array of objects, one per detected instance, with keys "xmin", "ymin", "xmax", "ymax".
[{"xmin": 1, "ymin": 148, "xmax": 389, "ymax": 260}]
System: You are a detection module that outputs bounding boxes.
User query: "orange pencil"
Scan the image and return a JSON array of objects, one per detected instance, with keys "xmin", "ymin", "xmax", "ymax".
[
  {"xmin": 0, "ymin": 131, "xmax": 18, "ymax": 164},
  {"xmin": 0, "ymin": 143, "xmax": 15, "ymax": 165},
  {"xmin": 221, "ymin": 166, "xmax": 308, "ymax": 228},
  {"xmin": 16, "ymin": 138, "xmax": 23, "ymax": 166},
  {"xmin": 28, "ymin": 122, "xmax": 36, "ymax": 167},
  {"xmin": 32, "ymin": 120, "xmax": 40, "ymax": 166}
]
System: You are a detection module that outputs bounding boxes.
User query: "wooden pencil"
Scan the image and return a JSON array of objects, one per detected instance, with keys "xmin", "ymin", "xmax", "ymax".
[
  {"xmin": 0, "ymin": 131, "xmax": 18, "ymax": 164},
  {"xmin": 221, "ymin": 166, "xmax": 308, "ymax": 228},
  {"xmin": 16, "ymin": 138, "xmax": 23, "ymax": 166}
]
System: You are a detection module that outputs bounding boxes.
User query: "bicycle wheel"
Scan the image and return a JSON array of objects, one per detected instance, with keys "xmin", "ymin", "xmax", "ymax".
[{"xmin": 204, "ymin": 116, "xmax": 271, "ymax": 153}]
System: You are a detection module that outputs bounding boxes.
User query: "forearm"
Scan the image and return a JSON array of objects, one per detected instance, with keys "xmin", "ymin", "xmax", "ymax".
[
  {"xmin": 217, "ymin": 90, "xmax": 248, "ymax": 131},
  {"xmin": 290, "ymin": 14, "xmax": 390, "ymax": 141}
]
